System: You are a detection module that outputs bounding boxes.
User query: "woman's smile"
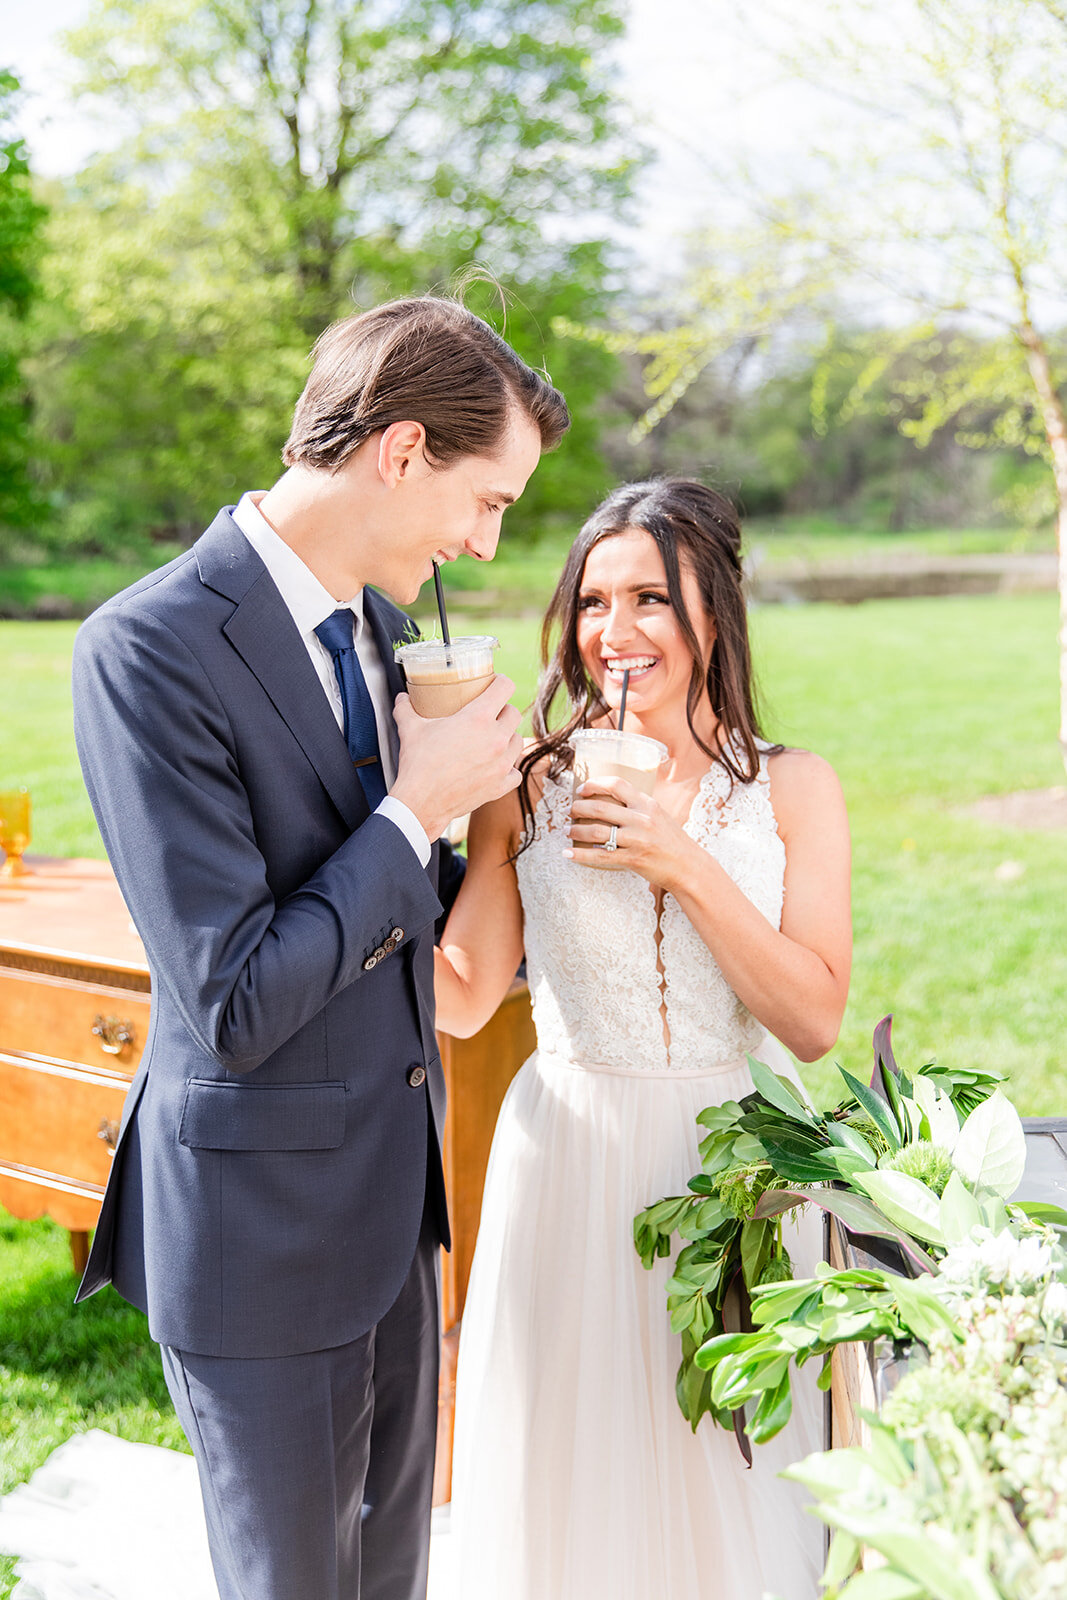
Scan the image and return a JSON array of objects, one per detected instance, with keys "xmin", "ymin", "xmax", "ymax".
[{"xmin": 603, "ymin": 654, "xmax": 661, "ymax": 682}]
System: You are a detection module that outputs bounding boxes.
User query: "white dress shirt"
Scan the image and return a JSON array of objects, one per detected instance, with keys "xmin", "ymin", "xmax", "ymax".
[{"xmin": 230, "ymin": 492, "xmax": 431, "ymax": 867}]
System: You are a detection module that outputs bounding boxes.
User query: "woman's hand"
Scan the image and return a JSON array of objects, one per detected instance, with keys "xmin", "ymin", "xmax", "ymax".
[{"xmin": 565, "ymin": 776, "xmax": 700, "ymax": 892}]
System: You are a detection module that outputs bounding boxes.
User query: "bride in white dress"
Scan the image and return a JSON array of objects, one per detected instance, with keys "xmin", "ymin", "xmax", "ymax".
[{"xmin": 434, "ymin": 478, "xmax": 852, "ymax": 1600}]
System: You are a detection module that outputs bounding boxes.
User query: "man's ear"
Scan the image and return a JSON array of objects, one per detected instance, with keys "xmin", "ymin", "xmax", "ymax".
[{"xmin": 377, "ymin": 420, "xmax": 428, "ymax": 487}]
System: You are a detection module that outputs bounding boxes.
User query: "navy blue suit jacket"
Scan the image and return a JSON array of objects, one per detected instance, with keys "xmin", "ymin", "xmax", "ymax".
[{"xmin": 72, "ymin": 508, "xmax": 460, "ymax": 1358}]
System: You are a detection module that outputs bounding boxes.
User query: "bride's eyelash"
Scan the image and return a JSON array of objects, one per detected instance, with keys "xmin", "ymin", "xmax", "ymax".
[{"xmin": 577, "ymin": 591, "xmax": 668, "ymax": 610}]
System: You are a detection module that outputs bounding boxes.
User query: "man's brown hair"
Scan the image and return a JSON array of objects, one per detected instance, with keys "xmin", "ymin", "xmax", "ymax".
[{"xmin": 283, "ymin": 296, "xmax": 570, "ymax": 470}]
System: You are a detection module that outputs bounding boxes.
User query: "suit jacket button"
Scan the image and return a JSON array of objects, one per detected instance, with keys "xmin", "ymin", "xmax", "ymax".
[
  {"xmin": 363, "ymin": 955, "xmax": 378, "ymax": 971},
  {"xmin": 407, "ymin": 1065, "xmax": 426, "ymax": 1088},
  {"xmin": 391, "ymin": 927, "xmax": 404, "ymax": 941}
]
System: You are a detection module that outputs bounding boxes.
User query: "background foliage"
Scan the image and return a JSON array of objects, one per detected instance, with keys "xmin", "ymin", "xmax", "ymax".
[
  {"xmin": 3, "ymin": 1, "xmax": 1067, "ymax": 562},
  {"xmin": 0, "ymin": 71, "xmax": 46, "ymax": 538},
  {"xmin": 15, "ymin": 0, "xmax": 638, "ymax": 557}
]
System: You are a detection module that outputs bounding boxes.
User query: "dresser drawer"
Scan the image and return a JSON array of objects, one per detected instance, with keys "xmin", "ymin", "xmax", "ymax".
[
  {"xmin": 0, "ymin": 1052, "xmax": 131, "ymax": 1188},
  {"xmin": 0, "ymin": 968, "xmax": 149, "ymax": 1075}
]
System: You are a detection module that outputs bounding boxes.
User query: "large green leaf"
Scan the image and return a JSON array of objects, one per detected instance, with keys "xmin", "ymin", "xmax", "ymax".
[
  {"xmin": 696, "ymin": 1101, "xmax": 746, "ymax": 1130},
  {"xmin": 839, "ymin": 1573, "xmax": 925, "ymax": 1599},
  {"xmin": 951, "ymin": 1089, "xmax": 1026, "ymax": 1198},
  {"xmin": 783, "ymin": 1445, "xmax": 879, "ymax": 1497},
  {"xmin": 825, "ymin": 1119, "xmax": 878, "ymax": 1166},
  {"xmin": 821, "ymin": 1530, "xmax": 862, "ymax": 1590},
  {"xmin": 852, "ymin": 1169, "xmax": 945, "ymax": 1246},
  {"xmin": 736, "ymin": 1113, "xmax": 823, "ymax": 1148},
  {"xmin": 752, "ymin": 1185, "xmax": 936, "ymax": 1273},
  {"xmin": 745, "ymin": 1280, "xmax": 825, "ymax": 1323},
  {"xmin": 754, "ymin": 1136, "xmax": 844, "ymax": 1184},
  {"xmin": 889, "ymin": 1276, "xmax": 962, "ymax": 1345},
  {"xmin": 749, "ymin": 1366, "xmax": 793, "ymax": 1441},
  {"xmin": 746, "ymin": 1056, "xmax": 818, "ymax": 1122},
  {"xmin": 740, "ymin": 1218, "xmax": 772, "ymax": 1285},
  {"xmin": 839, "ymin": 1068, "xmax": 902, "ymax": 1150},
  {"xmin": 728, "ymin": 1132, "xmax": 768, "ymax": 1165},
  {"xmin": 910, "ymin": 1073, "xmax": 960, "ymax": 1152},
  {"xmin": 878, "ymin": 1057, "xmax": 909, "ymax": 1143},
  {"xmin": 820, "ymin": 1147, "xmax": 879, "ymax": 1183},
  {"xmin": 1012, "ymin": 1199, "xmax": 1067, "ymax": 1228},
  {"xmin": 692, "ymin": 1330, "xmax": 757, "ymax": 1361},
  {"xmin": 938, "ymin": 1171, "xmax": 982, "ymax": 1244},
  {"xmin": 871, "ymin": 1015, "xmax": 900, "ymax": 1084},
  {"xmin": 826, "ymin": 1522, "xmax": 1001, "ymax": 1600}
]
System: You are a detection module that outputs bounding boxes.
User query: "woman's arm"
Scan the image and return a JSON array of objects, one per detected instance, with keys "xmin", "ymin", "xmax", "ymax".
[
  {"xmin": 567, "ymin": 752, "xmax": 851, "ymax": 1062},
  {"xmin": 434, "ymin": 788, "xmax": 526, "ymax": 1039}
]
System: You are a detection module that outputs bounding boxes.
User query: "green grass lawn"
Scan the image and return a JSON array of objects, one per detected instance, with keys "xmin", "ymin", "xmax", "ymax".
[{"xmin": 2, "ymin": 590, "xmax": 1066, "ymax": 1585}]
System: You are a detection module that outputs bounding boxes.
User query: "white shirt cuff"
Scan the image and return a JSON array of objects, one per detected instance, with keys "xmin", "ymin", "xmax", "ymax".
[{"xmin": 376, "ymin": 796, "xmax": 432, "ymax": 868}]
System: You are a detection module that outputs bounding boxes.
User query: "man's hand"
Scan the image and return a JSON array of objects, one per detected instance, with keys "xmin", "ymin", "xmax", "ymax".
[{"xmin": 391, "ymin": 675, "xmax": 523, "ymax": 841}]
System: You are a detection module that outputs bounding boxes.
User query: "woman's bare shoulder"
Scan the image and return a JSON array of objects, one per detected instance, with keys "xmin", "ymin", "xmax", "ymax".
[{"xmin": 765, "ymin": 748, "xmax": 846, "ymax": 833}]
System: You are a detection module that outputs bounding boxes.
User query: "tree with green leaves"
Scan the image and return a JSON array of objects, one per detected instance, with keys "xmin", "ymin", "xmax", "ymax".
[
  {"xmin": 609, "ymin": 0, "xmax": 1067, "ymax": 770},
  {"xmin": 0, "ymin": 69, "xmax": 47, "ymax": 546},
  {"xmin": 34, "ymin": 0, "xmax": 638, "ymax": 550},
  {"xmin": 794, "ymin": 0, "xmax": 1067, "ymax": 767}
]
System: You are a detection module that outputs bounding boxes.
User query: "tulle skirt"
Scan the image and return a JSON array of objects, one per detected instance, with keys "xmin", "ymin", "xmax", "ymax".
[{"xmin": 449, "ymin": 1043, "xmax": 825, "ymax": 1600}]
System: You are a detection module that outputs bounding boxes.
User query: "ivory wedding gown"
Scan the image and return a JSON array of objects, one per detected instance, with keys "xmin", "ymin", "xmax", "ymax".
[{"xmin": 448, "ymin": 747, "xmax": 825, "ymax": 1600}]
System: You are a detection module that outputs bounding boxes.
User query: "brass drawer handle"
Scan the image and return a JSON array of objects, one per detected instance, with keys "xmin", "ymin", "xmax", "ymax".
[
  {"xmin": 91, "ymin": 1015, "xmax": 136, "ymax": 1056},
  {"xmin": 97, "ymin": 1118, "xmax": 120, "ymax": 1154}
]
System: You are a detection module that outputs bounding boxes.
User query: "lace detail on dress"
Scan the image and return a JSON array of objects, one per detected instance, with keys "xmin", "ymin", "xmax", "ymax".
[
  {"xmin": 659, "ymin": 749, "xmax": 785, "ymax": 1070},
  {"xmin": 516, "ymin": 773, "xmax": 667, "ymax": 1073},
  {"xmin": 515, "ymin": 742, "xmax": 786, "ymax": 1074}
]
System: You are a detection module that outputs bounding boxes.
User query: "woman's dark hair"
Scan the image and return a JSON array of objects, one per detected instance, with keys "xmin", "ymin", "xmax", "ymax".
[
  {"xmin": 516, "ymin": 478, "xmax": 780, "ymax": 849},
  {"xmin": 283, "ymin": 296, "xmax": 569, "ymax": 470}
]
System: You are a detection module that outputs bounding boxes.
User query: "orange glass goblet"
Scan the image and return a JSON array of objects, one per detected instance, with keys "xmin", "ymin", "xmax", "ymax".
[{"xmin": 0, "ymin": 788, "xmax": 32, "ymax": 878}]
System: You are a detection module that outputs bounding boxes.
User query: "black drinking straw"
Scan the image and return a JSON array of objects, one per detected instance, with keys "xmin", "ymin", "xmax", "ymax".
[
  {"xmin": 432, "ymin": 560, "xmax": 453, "ymax": 662},
  {"xmin": 617, "ymin": 667, "xmax": 630, "ymax": 730}
]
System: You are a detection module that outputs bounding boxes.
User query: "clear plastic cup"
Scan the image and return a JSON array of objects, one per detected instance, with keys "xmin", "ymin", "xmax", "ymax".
[
  {"xmin": 394, "ymin": 636, "xmax": 499, "ymax": 718},
  {"xmin": 570, "ymin": 728, "xmax": 668, "ymax": 798}
]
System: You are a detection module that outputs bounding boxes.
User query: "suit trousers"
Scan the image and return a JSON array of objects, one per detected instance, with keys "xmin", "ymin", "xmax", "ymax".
[{"xmin": 160, "ymin": 1204, "xmax": 440, "ymax": 1600}]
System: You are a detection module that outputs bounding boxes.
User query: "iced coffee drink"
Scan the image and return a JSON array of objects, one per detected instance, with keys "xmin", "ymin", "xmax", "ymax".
[
  {"xmin": 570, "ymin": 728, "xmax": 668, "ymax": 797},
  {"xmin": 394, "ymin": 636, "xmax": 499, "ymax": 718}
]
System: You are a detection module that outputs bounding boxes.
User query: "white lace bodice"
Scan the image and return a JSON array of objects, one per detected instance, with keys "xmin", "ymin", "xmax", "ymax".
[{"xmin": 514, "ymin": 744, "xmax": 786, "ymax": 1074}]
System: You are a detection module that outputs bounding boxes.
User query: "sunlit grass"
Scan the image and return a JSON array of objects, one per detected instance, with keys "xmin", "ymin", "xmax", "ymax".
[
  {"xmin": 0, "ymin": 1217, "xmax": 188, "ymax": 1598},
  {"xmin": 750, "ymin": 593, "xmax": 1065, "ymax": 1109}
]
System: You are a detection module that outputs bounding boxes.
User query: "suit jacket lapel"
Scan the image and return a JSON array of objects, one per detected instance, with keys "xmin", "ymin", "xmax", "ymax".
[
  {"xmin": 364, "ymin": 587, "xmax": 410, "ymax": 778},
  {"xmin": 197, "ymin": 511, "xmax": 370, "ymax": 835},
  {"xmin": 364, "ymin": 586, "xmax": 443, "ymax": 887}
]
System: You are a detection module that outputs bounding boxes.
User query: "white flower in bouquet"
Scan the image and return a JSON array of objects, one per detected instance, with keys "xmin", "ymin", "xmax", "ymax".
[{"xmin": 934, "ymin": 1227, "xmax": 1056, "ymax": 1295}]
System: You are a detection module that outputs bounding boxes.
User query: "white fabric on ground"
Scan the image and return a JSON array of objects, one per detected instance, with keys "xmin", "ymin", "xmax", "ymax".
[{"xmin": 0, "ymin": 1432, "xmax": 455, "ymax": 1600}]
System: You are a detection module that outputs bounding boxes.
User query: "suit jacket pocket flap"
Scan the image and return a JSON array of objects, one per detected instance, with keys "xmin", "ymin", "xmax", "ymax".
[{"xmin": 178, "ymin": 1080, "xmax": 346, "ymax": 1151}]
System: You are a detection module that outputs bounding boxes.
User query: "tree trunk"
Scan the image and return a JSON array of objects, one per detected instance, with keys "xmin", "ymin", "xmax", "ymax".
[{"xmin": 1018, "ymin": 322, "xmax": 1067, "ymax": 774}]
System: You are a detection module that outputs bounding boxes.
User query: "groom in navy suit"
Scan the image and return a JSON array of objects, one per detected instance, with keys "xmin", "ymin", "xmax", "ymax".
[{"xmin": 71, "ymin": 297, "xmax": 569, "ymax": 1599}]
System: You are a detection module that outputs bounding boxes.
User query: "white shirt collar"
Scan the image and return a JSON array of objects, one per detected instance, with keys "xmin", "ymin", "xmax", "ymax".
[{"xmin": 230, "ymin": 492, "xmax": 365, "ymax": 638}]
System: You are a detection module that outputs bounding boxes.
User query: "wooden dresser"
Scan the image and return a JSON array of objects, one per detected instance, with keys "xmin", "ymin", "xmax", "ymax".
[
  {"xmin": 0, "ymin": 859, "xmax": 150, "ymax": 1274},
  {"xmin": 0, "ymin": 855, "xmax": 533, "ymax": 1500}
]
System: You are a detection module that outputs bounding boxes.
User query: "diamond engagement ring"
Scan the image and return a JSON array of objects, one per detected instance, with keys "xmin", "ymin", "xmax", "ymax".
[{"xmin": 604, "ymin": 825, "xmax": 619, "ymax": 852}]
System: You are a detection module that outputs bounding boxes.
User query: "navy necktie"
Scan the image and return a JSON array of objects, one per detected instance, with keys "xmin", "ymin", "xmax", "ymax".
[{"xmin": 314, "ymin": 609, "xmax": 388, "ymax": 810}]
